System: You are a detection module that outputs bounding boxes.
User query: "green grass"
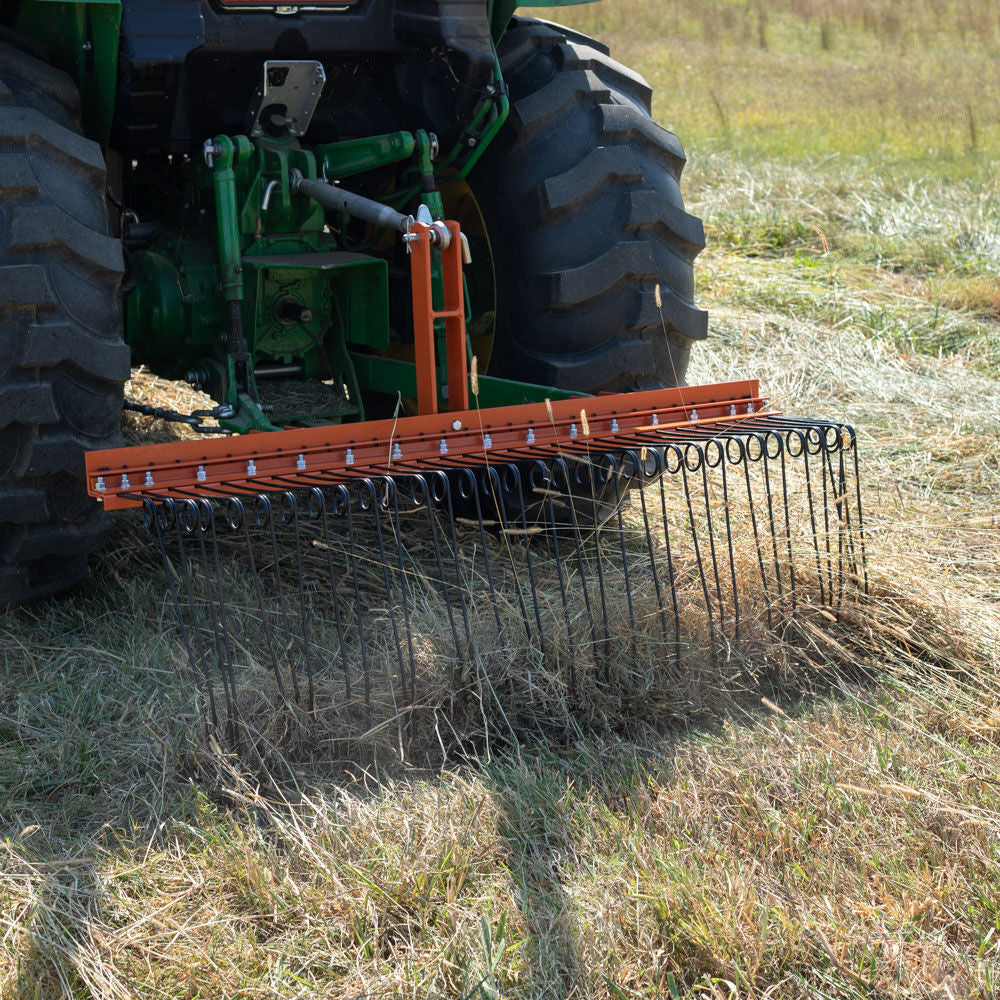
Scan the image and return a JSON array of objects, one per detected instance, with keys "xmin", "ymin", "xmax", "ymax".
[{"xmin": 4, "ymin": 1, "xmax": 1000, "ymax": 996}]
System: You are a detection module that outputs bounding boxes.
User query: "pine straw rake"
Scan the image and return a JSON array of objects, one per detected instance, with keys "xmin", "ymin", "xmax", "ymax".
[{"xmin": 87, "ymin": 381, "xmax": 868, "ymax": 750}]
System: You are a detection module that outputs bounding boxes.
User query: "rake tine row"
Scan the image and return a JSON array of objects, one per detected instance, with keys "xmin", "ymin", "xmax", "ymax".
[{"xmin": 143, "ymin": 417, "xmax": 867, "ymax": 741}]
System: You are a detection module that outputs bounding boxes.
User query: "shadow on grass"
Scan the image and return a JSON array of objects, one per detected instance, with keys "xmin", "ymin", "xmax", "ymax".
[{"xmin": 2, "ymin": 540, "xmax": 986, "ymax": 997}]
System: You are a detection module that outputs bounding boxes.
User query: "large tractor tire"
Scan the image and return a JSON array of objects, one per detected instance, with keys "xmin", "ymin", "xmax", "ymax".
[
  {"xmin": 473, "ymin": 18, "xmax": 707, "ymax": 393},
  {"xmin": 0, "ymin": 36, "xmax": 127, "ymax": 610}
]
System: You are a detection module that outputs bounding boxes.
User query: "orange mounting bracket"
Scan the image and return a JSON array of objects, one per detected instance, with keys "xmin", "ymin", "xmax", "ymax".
[{"xmin": 408, "ymin": 219, "xmax": 469, "ymax": 415}]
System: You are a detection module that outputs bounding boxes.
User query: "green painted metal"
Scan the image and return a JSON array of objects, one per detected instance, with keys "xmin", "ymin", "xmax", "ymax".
[
  {"xmin": 209, "ymin": 137, "xmax": 247, "ymax": 305},
  {"xmin": 317, "ymin": 132, "xmax": 416, "ymax": 181},
  {"xmin": 350, "ymin": 354, "xmax": 584, "ymax": 410},
  {"xmin": 13, "ymin": 0, "xmax": 121, "ymax": 144}
]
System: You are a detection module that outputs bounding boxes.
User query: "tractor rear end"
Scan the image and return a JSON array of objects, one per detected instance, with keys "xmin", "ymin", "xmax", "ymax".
[{"xmin": 0, "ymin": 0, "xmax": 866, "ymax": 743}]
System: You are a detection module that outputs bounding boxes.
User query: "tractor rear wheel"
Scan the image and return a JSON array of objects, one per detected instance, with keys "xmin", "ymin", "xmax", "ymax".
[
  {"xmin": 472, "ymin": 17, "xmax": 707, "ymax": 393},
  {"xmin": 0, "ymin": 36, "xmax": 128, "ymax": 610}
]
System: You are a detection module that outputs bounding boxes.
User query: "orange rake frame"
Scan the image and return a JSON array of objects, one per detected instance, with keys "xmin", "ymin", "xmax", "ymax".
[{"xmin": 87, "ymin": 380, "xmax": 773, "ymax": 510}]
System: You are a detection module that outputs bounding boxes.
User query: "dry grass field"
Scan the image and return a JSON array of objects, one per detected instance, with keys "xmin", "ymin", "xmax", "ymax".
[{"xmin": 3, "ymin": 0, "xmax": 1000, "ymax": 996}]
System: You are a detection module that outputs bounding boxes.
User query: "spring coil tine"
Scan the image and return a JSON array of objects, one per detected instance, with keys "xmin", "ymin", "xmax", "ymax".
[
  {"xmin": 360, "ymin": 478, "xmax": 409, "ymax": 711},
  {"xmin": 553, "ymin": 455, "xmax": 600, "ymax": 668},
  {"xmin": 315, "ymin": 487, "xmax": 352, "ymax": 701},
  {"xmin": 283, "ymin": 493, "xmax": 315, "ymax": 713},
  {"xmin": 484, "ymin": 463, "xmax": 533, "ymax": 648},
  {"xmin": 657, "ymin": 447, "xmax": 683, "ymax": 671},
  {"xmin": 758, "ymin": 431, "xmax": 785, "ymax": 607},
  {"xmin": 627, "ymin": 448, "xmax": 669, "ymax": 639},
  {"xmin": 582, "ymin": 456, "xmax": 612, "ymax": 672},
  {"xmin": 200, "ymin": 501, "xmax": 239, "ymax": 733},
  {"xmin": 150, "ymin": 499, "xmax": 206, "ymax": 708},
  {"xmin": 730, "ymin": 434, "xmax": 773, "ymax": 630},
  {"xmin": 840, "ymin": 441, "xmax": 861, "ymax": 598},
  {"xmin": 461, "ymin": 467, "xmax": 504, "ymax": 639},
  {"xmin": 341, "ymin": 485, "xmax": 371, "ymax": 715},
  {"xmin": 238, "ymin": 495, "xmax": 286, "ymax": 699},
  {"xmin": 774, "ymin": 431, "xmax": 797, "ymax": 612},
  {"xmin": 260, "ymin": 493, "xmax": 301, "ymax": 704},
  {"xmin": 679, "ymin": 447, "xmax": 717, "ymax": 662},
  {"xmin": 713, "ymin": 437, "xmax": 741, "ymax": 647},
  {"xmin": 814, "ymin": 429, "xmax": 835, "ymax": 606},
  {"xmin": 792, "ymin": 429, "xmax": 826, "ymax": 608},
  {"xmin": 822, "ymin": 442, "xmax": 846, "ymax": 609},
  {"xmin": 540, "ymin": 476, "xmax": 577, "ymax": 697},
  {"xmin": 435, "ymin": 471, "xmax": 475, "ymax": 672},
  {"xmin": 171, "ymin": 500, "xmax": 218, "ymax": 730},
  {"xmin": 382, "ymin": 478, "xmax": 417, "ymax": 724},
  {"xmin": 604, "ymin": 452, "xmax": 637, "ymax": 639},
  {"xmin": 851, "ymin": 433, "xmax": 870, "ymax": 596},
  {"xmin": 506, "ymin": 463, "xmax": 546, "ymax": 660},
  {"xmin": 415, "ymin": 472, "xmax": 464, "ymax": 666},
  {"xmin": 689, "ymin": 442, "xmax": 726, "ymax": 654}
]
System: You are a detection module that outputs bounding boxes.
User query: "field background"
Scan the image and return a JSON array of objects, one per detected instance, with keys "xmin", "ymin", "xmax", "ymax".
[{"xmin": 3, "ymin": 0, "xmax": 1000, "ymax": 996}]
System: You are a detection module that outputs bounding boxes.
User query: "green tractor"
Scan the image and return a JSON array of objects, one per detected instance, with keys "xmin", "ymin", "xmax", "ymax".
[{"xmin": 0, "ymin": 0, "xmax": 706, "ymax": 609}]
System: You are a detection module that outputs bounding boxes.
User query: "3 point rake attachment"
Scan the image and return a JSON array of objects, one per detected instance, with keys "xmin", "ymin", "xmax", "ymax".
[{"xmin": 87, "ymin": 378, "xmax": 868, "ymax": 747}]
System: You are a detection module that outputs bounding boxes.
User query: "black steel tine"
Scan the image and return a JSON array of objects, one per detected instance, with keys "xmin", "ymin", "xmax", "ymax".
[
  {"xmin": 286, "ymin": 493, "xmax": 316, "ymax": 714},
  {"xmin": 461, "ymin": 468, "xmax": 504, "ymax": 639},
  {"xmin": 694, "ymin": 444, "xmax": 726, "ymax": 654},
  {"xmin": 631, "ymin": 450, "xmax": 670, "ymax": 638},
  {"xmin": 415, "ymin": 474, "xmax": 464, "ymax": 665},
  {"xmin": 364, "ymin": 478, "xmax": 410, "ymax": 711},
  {"xmin": 606, "ymin": 453, "xmax": 638, "ymax": 640},
  {"xmin": 342, "ymin": 484, "xmax": 372, "ymax": 714},
  {"xmin": 150, "ymin": 501, "xmax": 210, "ymax": 709},
  {"xmin": 582, "ymin": 456, "xmax": 612, "ymax": 668},
  {"xmin": 172, "ymin": 501, "xmax": 219, "ymax": 730},
  {"xmin": 818, "ymin": 430, "xmax": 836, "ymax": 607},
  {"xmin": 232, "ymin": 498, "xmax": 287, "ymax": 699},
  {"xmin": 484, "ymin": 464, "xmax": 534, "ymax": 648},
  {"xmin": 797, "ymin": 431, "xmax": 826, "ymax": 607},
  {"xmin": 737, "ymin": 435, "xmax": 774, "ymax": 630},
  {"xmin": 436, "ymin": 471, "xmax": 476, "ymax": 672},
  {"xmin": 822, "ymin": 438, "xmax": 847, "ymax": 609},
  {"xmin": 760, "ymin": 432, "xmax": 785, "ymax": 609},
  {"xmin": 657, "ymin": 449, "xmax": 683, "ymax": 670},
  {"xmin": 200, "ymin": 502, "xmax": 239, "ymax": 732},
  {"xmin": 507, "ymin": 464, "xmax": 547, "ymax": 660},
  {"xmin": 835, "ymin": 428, "xmax": 864, "ymax": 596},
  {"xmin": 262, "ymin": 494, "xmax": 301, "ymax": 704},
  {"xmin": 314, "ymin": 488, "xmax": 352, "ymax": 700},
  {"xmin": 553, "ymin": 456, "xmax": 600, "ymax": 671},
  {"xmin": 714, "ymin": 439, "xmax": 741, "ymax": 648},
  {"xmin": 679, "ymin": 450, "xmax": 718, "ymax": 659},
  {"xmin": 382, "ymin": 478, "xmax": 417, "ymax": 715},
  {"xmin": 541, "ymin": 481, "xmax": 577, "ymax": 699},
  {"xmin": 774, "ymin": 432, "xmax": 797, "ymax": 612},
  {"xmin": 850, "ymin": 430, "xmax": 870, "ymax": 596}
]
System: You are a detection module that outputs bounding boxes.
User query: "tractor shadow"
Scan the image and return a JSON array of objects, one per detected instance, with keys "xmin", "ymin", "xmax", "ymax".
[{"xmin": 2, "ymin": 544, "xmax": 978, "ymax": 997}]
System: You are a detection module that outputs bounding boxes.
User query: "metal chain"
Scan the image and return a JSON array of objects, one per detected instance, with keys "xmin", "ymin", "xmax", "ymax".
[{"xmin": 124, "ymin": 398, "xmax": 234, "ymax": 434}]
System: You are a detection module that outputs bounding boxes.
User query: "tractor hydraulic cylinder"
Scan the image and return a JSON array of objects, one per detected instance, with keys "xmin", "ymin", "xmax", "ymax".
[{"xmin": 290, "ymin": 170, "xmax": 414, "ymax": 234}]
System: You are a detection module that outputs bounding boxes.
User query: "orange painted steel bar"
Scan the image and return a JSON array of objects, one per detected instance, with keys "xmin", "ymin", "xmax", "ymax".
[
  {"xmin": 87, "ymin": 380, "xmax": 772, "ymax": 510},
  {"xmin": 409, "ymin": 220, "xmax": 468, "ymax": 415}
]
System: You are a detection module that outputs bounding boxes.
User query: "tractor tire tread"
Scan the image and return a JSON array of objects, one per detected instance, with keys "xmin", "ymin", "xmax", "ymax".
[
  {"xmin": 0, "ymin": 33, "xmax": 124, "ymax": 611},
  {"xmin": 473, "ymin": 17, "xmax": 706, "ymax": 393}
]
